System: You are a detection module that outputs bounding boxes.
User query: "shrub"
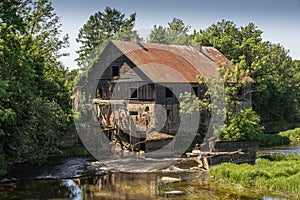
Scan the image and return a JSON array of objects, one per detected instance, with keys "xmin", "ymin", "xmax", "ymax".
[
  {"xmin": 15, "ymin": 98, "xmax": 66, "ymax": 162},
  {"xmin": 255, "ymin": 133, "xmax": 290, "ymax": 147},
  {"xmin": 218, "ymin": 108, "xmax": 290, "ymax": 147},
  {"xmin": 220, "ymin": 108, "xmax": 263, "ymax": 141},
  {"xmin": 279, "ymin": 128, "xmax": 300, "ymax": 144}
]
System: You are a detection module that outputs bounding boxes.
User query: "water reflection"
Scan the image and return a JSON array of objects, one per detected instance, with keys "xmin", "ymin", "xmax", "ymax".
[
  {"xmin": 59, "ymin": 172, "xmax": 214, "ymax": 200},
  {"xmin": 0, "ymin": 170, "xmax": 291, "ymax": 200},
  {"xmin": 79, "ymin": 172, "xmax": 159, "ymax": 199},
  {"xmin": 2, "ymin": 144, "xmax": 299, "ymax": 200}
]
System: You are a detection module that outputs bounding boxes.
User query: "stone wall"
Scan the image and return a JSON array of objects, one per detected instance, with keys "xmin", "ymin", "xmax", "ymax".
[
  {"xmin": 209, "ymin": 140, "xmax": 259, "ymax": 166},
  {"xmin": 207, "ymin": 152, "xmax": 257, "ymax": 166},
  {"xmin": 213, "ymin": 140, "xmax": 259, "ymax": 152}
]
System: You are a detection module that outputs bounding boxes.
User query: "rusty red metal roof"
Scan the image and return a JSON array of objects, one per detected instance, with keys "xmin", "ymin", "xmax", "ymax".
[{"xmin": 110, "ymin": 40, "xmax": 232, "ymax": 83}]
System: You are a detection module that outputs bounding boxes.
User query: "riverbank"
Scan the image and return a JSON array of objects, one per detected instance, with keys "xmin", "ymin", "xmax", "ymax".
[
  {"xmin": 1, "ymin": 155, "xmax": 296, "ymax": 200},
  {"xmin": 210, "ymin": 154, "xmax": 300, "ymax": 199},
  {"xmin": 1, "ymin": 144, "xmax": 300, "ymax": 199}
]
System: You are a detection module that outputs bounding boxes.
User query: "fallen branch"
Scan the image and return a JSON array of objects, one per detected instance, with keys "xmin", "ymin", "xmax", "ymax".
[{"xmin": 186, "ymin": 149, "xmax": 244, "ymax": 157}]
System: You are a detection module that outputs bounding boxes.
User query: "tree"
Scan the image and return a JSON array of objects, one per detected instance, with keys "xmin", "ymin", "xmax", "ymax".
[
  {"xmin": 180, "ymin": 64, "xmax": 262, "ymax": 141},
  {"xmin": 148, "ymin": 18, "xmax": 191, "ymax": 45},
  {"xmin": 148, "ymin": 25, "xmax": 170, "ymax": 44},
  {"xmin": 192, "ymin": 20, "xmax": 300, "ymax": 132},
  {"xmin": 167, "ymin": 18, "xmax": 191, "ymax": 45},
  {"xmin": 0, "ymin": 0, "xmax": 72, "ymax": 173},
  {"xmin": 76, "ymin": 7, "xmax": 136, "ymax": 67}
]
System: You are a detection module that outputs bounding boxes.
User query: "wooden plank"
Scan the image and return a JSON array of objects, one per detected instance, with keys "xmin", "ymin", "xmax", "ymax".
[{"xmin": 186, "ymin": 149, "xmax": 244, "ymax": 157}]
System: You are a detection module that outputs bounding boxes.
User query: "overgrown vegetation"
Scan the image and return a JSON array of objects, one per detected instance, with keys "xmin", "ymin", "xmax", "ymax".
[
  {"xmin": 210, "ymin": 154, "xmax": 300, "ymax": 198},
  {"xmin": 255, "ymin": 133, "xmax": 290, "ymax": 147},
  {"xmin": 0, "ymin": 0, "xmax": 76, "ymax": 175},
  {"xmin": 180, "ymin": 64, "xmax": 266, "ymax": 143},
  {"xmin": 156, "ymin": 19, "xmax": 300, "ymax": 133},
  {"xmin": 279, "ymin": 127, "xmax": 300, "ymax": 144},
  {"xmin": 221, "ymin": 108, "xmax": 263, "ymax": 141}
]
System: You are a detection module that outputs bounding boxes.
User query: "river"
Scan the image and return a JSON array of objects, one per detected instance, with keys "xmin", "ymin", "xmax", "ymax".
[{"xmin": 0, "ymin": 144, "xmax": 299, "ymax": 200}]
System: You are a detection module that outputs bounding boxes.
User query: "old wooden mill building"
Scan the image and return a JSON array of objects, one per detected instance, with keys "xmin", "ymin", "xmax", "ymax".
[{"xmin": 82, "ymin": 39, "xmax": 252, "ymax": 153}]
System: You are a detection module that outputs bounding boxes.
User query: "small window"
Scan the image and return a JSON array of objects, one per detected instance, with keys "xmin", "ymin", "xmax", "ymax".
[
  {"xmin": 96, "ymin": 88, "xmax": 103, "ymax": 98},
  {"xmin": 129, "ymin": 111, "xmax": 139, "ymax": 123},
  {"xmin": 192, "ymin": 86, "xmax": 198, "ymax": 97},
  {"xmin": 167, "ymin": 109, "xmax": 173, "ymax": 122},
  {"xmin": 130, "ymin": 88, "xmax": 137, "ymax": 99},
  {"xmin": 237, "ymin": 88, "xmax": 243, "ymax": 96},
  {"xmin": 165, "ymin": 87, "xmax": 173, "ymax": 98},
  {"xmin": 129, "ymin": 111, "xmax": 138, "ymax": 116},
  {"xmin": 112, "ymin": 66, "xmax": 119, "ymax": 77}
]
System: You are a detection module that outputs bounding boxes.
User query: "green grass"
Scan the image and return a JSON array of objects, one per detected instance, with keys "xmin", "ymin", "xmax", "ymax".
[
  {"xmin": 279, "ymin": 127, "xmax": 300, "ymax": 144},
  {"xmin": 56, "ymin": 145, "xmax": 90, "ymax": 157},
  {"xmin": 255, "ymin": 133, "xmax": 290, "ymax": 147},
  {"xmin": 210, "ymin": 154, "xmax": 300, "ymax": 198}
]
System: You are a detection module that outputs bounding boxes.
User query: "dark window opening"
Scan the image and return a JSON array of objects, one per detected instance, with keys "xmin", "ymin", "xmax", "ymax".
[
  {"xmin": 167, "ymin": 109, "xmax": 173, "ymax": 122},
  {"xmin": 112, "ymin": 66, "xmax": 119, "ymax": 77},
  {"xmin": 96, "ymin": 88, "xmax": 103, "ymax": 98},
  {"xmin": 237, "ymin": 88, "xmax": 243, "ymax": 96},
  {"xmin": 129, "ymin": 111, "xmax": 139, "ymax": 123},
  {"xmin": 165, "ymin": 87, "xmax": 173, "ymax": 98},
  {"xmin": 192, "ymin": 86, "xmax": 198, "ymax": 97},
  {"xmin": 129, "ymin": 111, "xmax": 138, "ymax": 116},
  {"xmin": 130, "ymin": 88, "xmax": 138, "ymax": 99}
]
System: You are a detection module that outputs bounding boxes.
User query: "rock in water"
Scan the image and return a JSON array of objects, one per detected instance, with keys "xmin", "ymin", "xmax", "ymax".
[
  {"xmin": 164, "ymin": 191, "xmax": 185, "ymax": 195},
  {"xmin": 161, "ymin": 176, "xmax": 181, "ymax": 183}
]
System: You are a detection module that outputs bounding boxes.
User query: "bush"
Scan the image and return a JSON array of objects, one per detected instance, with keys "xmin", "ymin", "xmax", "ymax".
[
  {"xmin": 255, "ymin": 133, "xmax": 290, "ymax": 147},
  {"xmin": 220, "ymin": 108, "xmax": 263, "ymax": 141},
  {"xmin": 279, "ymin": 128, "xmax": 300, "ymax": 144},
  {"xmin": 14, "ymin": 98, "xmax": 67, "ymax": 163},
  {"xmin": 219, "ymin": 108, "xmax": 291, "ymax": 147}
]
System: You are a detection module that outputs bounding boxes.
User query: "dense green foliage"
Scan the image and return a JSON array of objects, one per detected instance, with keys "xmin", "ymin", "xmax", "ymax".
[
  {"xmin": 279, "ymin": 127, "xmax": 300, "ymax": 144},
  {"xmin": 149, "ymin": 18, "xmax": 191, "ymax": 45},
  {"xmin": 154, "ymin": 19, "xmax": 300, "ymax": 133},
  {"xmin": 221, "ymin": 108, "xmax": 263, "ymax": 141},
  {"xmin": 210, "ymin": 154, "xmax": 300, "ymax": 198},
  {"xmin": 180, "ymin": 62, "xmax": 264, "ymax": 141},
  {"xmin": 0, "ymin": 0, "xmax": 75, "ymax": 175},
  {"xmin": 252, "ymin": 127, "xmax": 300, "ymax": 147},
  {"xmin": 192, "ymin": 20, "xmax": 300, "ymax": 132},
  {"xmin": 255, "ymin": 133, "xmax": 290, "ymax": 147},
  {"xmin": 76, "ymin": 7, "xmax": 137, "ymax": 67}
]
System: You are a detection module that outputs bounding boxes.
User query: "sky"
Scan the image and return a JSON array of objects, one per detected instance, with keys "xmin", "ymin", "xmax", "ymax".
[{"xmin": 51, "ymin": 0, "xmax": 300, "ymax": 69}]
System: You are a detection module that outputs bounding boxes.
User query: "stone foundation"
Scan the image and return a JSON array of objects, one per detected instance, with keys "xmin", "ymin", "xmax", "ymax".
[{"xmin": 209, "ymin": 140, "xmax": 259, "ymax": 166}]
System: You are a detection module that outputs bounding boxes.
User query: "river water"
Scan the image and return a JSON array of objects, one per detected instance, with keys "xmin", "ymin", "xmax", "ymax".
[{"xmin": 0, "ymin": 145, "xmax": 299, "ymax": 200}]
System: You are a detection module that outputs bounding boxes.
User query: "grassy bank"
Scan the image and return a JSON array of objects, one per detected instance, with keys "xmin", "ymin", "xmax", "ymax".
[
  {"xmin": 256, "ymin": 133, "xmax": 290, "ymax": 147},
  {"xmin": 56, "ymin": 145, "xmax": 91, "ymax": 157},
  {"xmin": 279, "ymin": 127, "xmax": 300, "ymax": 144},
  {"xmin": 210, "ymin": 154, "xmax": 300, "ymax": 198}
]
